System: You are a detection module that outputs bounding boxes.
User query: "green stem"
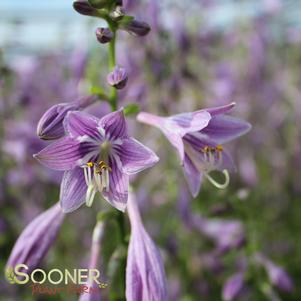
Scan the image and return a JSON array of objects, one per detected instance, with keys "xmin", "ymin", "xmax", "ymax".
[{"xmin": 108, "ymin": 25, "xmax": 117, "ymax": 111}]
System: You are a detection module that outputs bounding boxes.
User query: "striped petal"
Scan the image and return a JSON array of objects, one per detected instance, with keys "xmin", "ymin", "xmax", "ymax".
[
  {"xmin": 99, "ymin": 109, "xmax": 128, "ymax": 140},
  {"xmin": 60, "ymin": 167, "xmax": 87, "ymax": 213},
  {"xmin": 33, "ymin": 137, "xmax": 82, "ymax": 171},
  {"xmin": 102, "ymin": 155, "xmax": 129, "ymax": 211},
  {"xmin": 115, "ymin": 138, "xmax": 159, "ymax": 174},
  {"xmin": 64, "ymin": 111, "xmax": 102, "ymax": 140}
]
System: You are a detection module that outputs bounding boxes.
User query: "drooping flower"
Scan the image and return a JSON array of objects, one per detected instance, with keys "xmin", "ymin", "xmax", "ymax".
[
  {"xmin": 126, "ymin": 191, "xmax": 167, "ymax": 301},
  {"xmin": 222, "ymin": 272, "xmax": 245, "ymax": 301},
  {"xmin": 6, "ymin": 203, "xmax": 64, "ymax": 273},
  {"xmin": 34, "ymin": 109, "xmax": 159, "ymax": 213},
  {"xmin": 137, "ymin": 103, "xmax": 251, "ymax": 197},
  {"xmin": 107, "ymin": 66, "xmax": 128, "ymax": 90},
  {"xmin": 37, "ymin": 95, "xmax": 97, "ymax": 140},
  {"xmin": 255, "ymin": 253, "xmax": 294, "ymax": 292}
]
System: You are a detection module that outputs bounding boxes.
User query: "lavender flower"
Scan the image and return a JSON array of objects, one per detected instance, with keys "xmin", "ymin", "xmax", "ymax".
[
  {"xmin": 95, "ymin": 27, "xmax": 114, "ymax": 44},
  {"xmin": 222, "ymin": 272, "xmax": 245, "ymax": 301},
  {"xmin": 36, "ymin": 95, "xmax": 97, "ymax": 140},
  {"xmin": 255, "ymin": 254, "xmax": 294, "ymax": 292},
  {"xmin": 126, "ymin": 191, "xmax": 167, "ymax": 301},
  {"xmin": 6, "ymin": 203, "xmax": 64, "ymax": 272},
  {"xmin": 137, "ymin": 103, "xmax": 251, "ymax": 196},
  {"xmin": 34, "ymin": 109, "xmax": 159, "ymax": 212},
  {"xmin": 107, "ymin": 66, "xmax": 128, "ymax": 89}
]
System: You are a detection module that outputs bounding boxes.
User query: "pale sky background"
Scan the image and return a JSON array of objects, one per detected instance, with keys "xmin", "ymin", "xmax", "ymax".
[{"xmin": 0, "ymin": 0, "xmax": 300, "ymax": 53}]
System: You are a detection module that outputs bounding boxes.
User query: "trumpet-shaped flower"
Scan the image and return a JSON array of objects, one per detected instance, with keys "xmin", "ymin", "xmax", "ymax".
[
  {"xmin": 126, "ymin": 191, "xmax": 167, "ymax": 301},
  {"xmin": 34, "ymin": 109, "xmax": 159, "ymax": 212},
  {"xmin": 137, "ymin": 103, "xmax": 251, "ymax": 197},
  {"xmin": 6, "ymin": 203, "xmax": 64, "ymax": 273}
]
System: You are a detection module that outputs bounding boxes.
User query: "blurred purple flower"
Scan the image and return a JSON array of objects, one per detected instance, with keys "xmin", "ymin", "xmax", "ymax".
[
  {"xmin": 126, "ymin": 191, "xmax": 167, "ymax": 300},
  {"xmin": 193, "ymin": 217, "xmax": 245, "ymax": 253},
  {"xmin": 222, "ymin": 272, "xmax": 245, "ymax": 301},
  {"xmin": 138, "ymin": 103, "xmax": 251, "ymax": 196},
  {"xmin": 37, "ymin": 95, "xmax": 97, "ymax": 140},
  {"xmin": 255, "ymin": 254, "xmax": 294, "ymax": 292},
  {"xmin": 34, "ymin": 110, "xmax": 159, "ymax": 212},
  {"xmin": 73, "ymin": 0, "xmax": 99, "ymax": 17},
  {"xmin": 107, "ymin": 66, "xmax": 128, "ymax": 89},
  {"xmin": 6, "ymin": 203, "xmax": 64, "ymax": 272}
]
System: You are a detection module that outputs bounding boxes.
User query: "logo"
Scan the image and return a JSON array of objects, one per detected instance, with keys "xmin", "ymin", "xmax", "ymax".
[{"xmin": 5, "ymin": 264, "xmax": 108, "ymax": 296}]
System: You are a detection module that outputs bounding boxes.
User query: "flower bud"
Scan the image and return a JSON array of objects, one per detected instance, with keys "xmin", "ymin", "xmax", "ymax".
[
  {"xmin": 126, "ymin": 191, "xmax": 167, "ymax": 300},
  {"xmin": 95, "ymin": 27, "xmax": 114, "ymax": 44},
  {"xmin": 121, "ymin": 19, "xmax": 151, "ymax": 36},
  {"xmin": 6, "ymin": 203, "xmax": 64, "ymax": 274},
  {"xmin": 73, "ymin": 0, "xmax": 99, "ymax": 17},
  {"xmin": 37, "ymin": 95, "xmax": 97, "ymax": 140},
  {"xmin": 107, "ymin": 66, "xmax": 128, "ymax": 89}
]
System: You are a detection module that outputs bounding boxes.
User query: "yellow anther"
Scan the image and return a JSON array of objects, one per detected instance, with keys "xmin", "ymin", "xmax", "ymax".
[
  {"xmin": 216, "ymin": 145, "xmax": 223, "ymax": 152},
  {"xmin": 87, "ymin": 162, "xmax": 94, "ymax": 167},
  {"xmin": 95, "ymin": 161, "xmax": 112, "ymax": 174}
]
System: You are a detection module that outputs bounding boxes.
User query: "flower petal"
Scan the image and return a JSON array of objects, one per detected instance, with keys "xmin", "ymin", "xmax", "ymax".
[
  {"xmin": 205, "ymin": 102, "xmax": 236, "ymax": 116},
  {"xmin": 202, "ymin": 115, "xmax": 251, "ymax": 144},
  {"xmin": 115, "ymin": 138, "xmax": 159, "ymax": 174},
  {"xmin": 183, "ymin": 154, "xmax": 203, "ymax": 197},
  {"xmin": 33, "ymin": 137, "xmax": 82, "ymax": 171},
  {"xmin": 166, "ymin": 110, "xmax": 211, "ymax": 136},
  {"xmin": 102, "ymin": 155, "xmax": 129, "ymax": 211},
  {"xmin": 99, "ymin": 109, "xmax": 128, "ymax": 139},
  {"xmin": 60, "ymin": 167, "xmax": 87, "ymax": 213},
  {"xmin": 64, "ymin": 111, "xmax": 101, "ymax": 139}
]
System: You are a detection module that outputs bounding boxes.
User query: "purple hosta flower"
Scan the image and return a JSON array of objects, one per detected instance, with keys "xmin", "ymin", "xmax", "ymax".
[
  {"xmin": 95, "ymin": 27, "xmax": 114, "ymax": 44},
  {"xmin": 36, "ymin": 95, "xmax": 97, "ymax": 140},
  {"xmin": 6, "ymin": 203, "xmax": 64, "ymax": 273},
  {"xmin": 255, "ymin": 254, "xmax": 294, "ymax": 292},
  {"xmin": 137, "ymin": 103, "xmax": 251, "ymax": 197},
  {"xmin": 126, "ymin": 191, "xmax": 167, "ymax": 301},
  {"xmin": 34, "ymin": 110, "xmax": 159, "ymax": 212},
  {"xmin": 222, "ymin": 272, "xmax": 245, "ymax": 301},
  {"xmin": 107, "ymin": 66, "xmax": 128, "ymax": 89}
]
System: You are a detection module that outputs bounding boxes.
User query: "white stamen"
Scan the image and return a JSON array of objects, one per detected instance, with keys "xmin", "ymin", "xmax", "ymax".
[
  {"xmin": 184, "ymin": 142, "xmax": 230, "ymax": 189},
  {"xmin": 105, "ymin": 169, "xmax": 110, "ymax": 192},
  {"xmin": 81, "ymin": 161, "xmax": 111, "ymax": 208}
]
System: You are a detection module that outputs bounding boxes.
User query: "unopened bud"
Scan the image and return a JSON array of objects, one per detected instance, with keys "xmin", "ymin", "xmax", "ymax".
[
  {"xmin": 121, "ymin": 19, "xmax": 151, "ymax": 36},
  {"xmin": 73, "ymin": 0, "xmax": 99, "ymax": 17},
  {"xmin": 107, "ymin": 66, "xmax": 128, "ymax": 89},
  {"xmin": 95, "ymin": 27, "xmax": 114, "ymax": 44}
]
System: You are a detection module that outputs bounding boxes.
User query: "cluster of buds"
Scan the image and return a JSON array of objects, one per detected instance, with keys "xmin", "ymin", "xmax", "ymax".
[{"xmin": 73, "ymin": 0, "xmax": 151, "ymax": 91}]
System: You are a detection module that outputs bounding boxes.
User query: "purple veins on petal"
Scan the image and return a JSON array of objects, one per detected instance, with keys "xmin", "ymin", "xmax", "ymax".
[
  {"xmin": 126, "ymin": 191, "xmax": 168, "ymax": 301},
  {"xmin": 35, "ymin": 109, "xmax": 159, "ymax": 212},
  {"xmin": 137, "ymin": 102, "xmax": 251, "ymax": 196},
  {"xmin": 33, "ymin": 137, "xmax": 82, "ymax": 171},
  {"xmin": 6, "ymin": 203, "xmax": 64, "ymax": 273}
]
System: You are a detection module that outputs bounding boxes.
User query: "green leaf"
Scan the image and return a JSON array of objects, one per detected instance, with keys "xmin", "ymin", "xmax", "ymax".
[{"xmin": 123, "ymin": 103, "xmax": 140, "ymax": 116}]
